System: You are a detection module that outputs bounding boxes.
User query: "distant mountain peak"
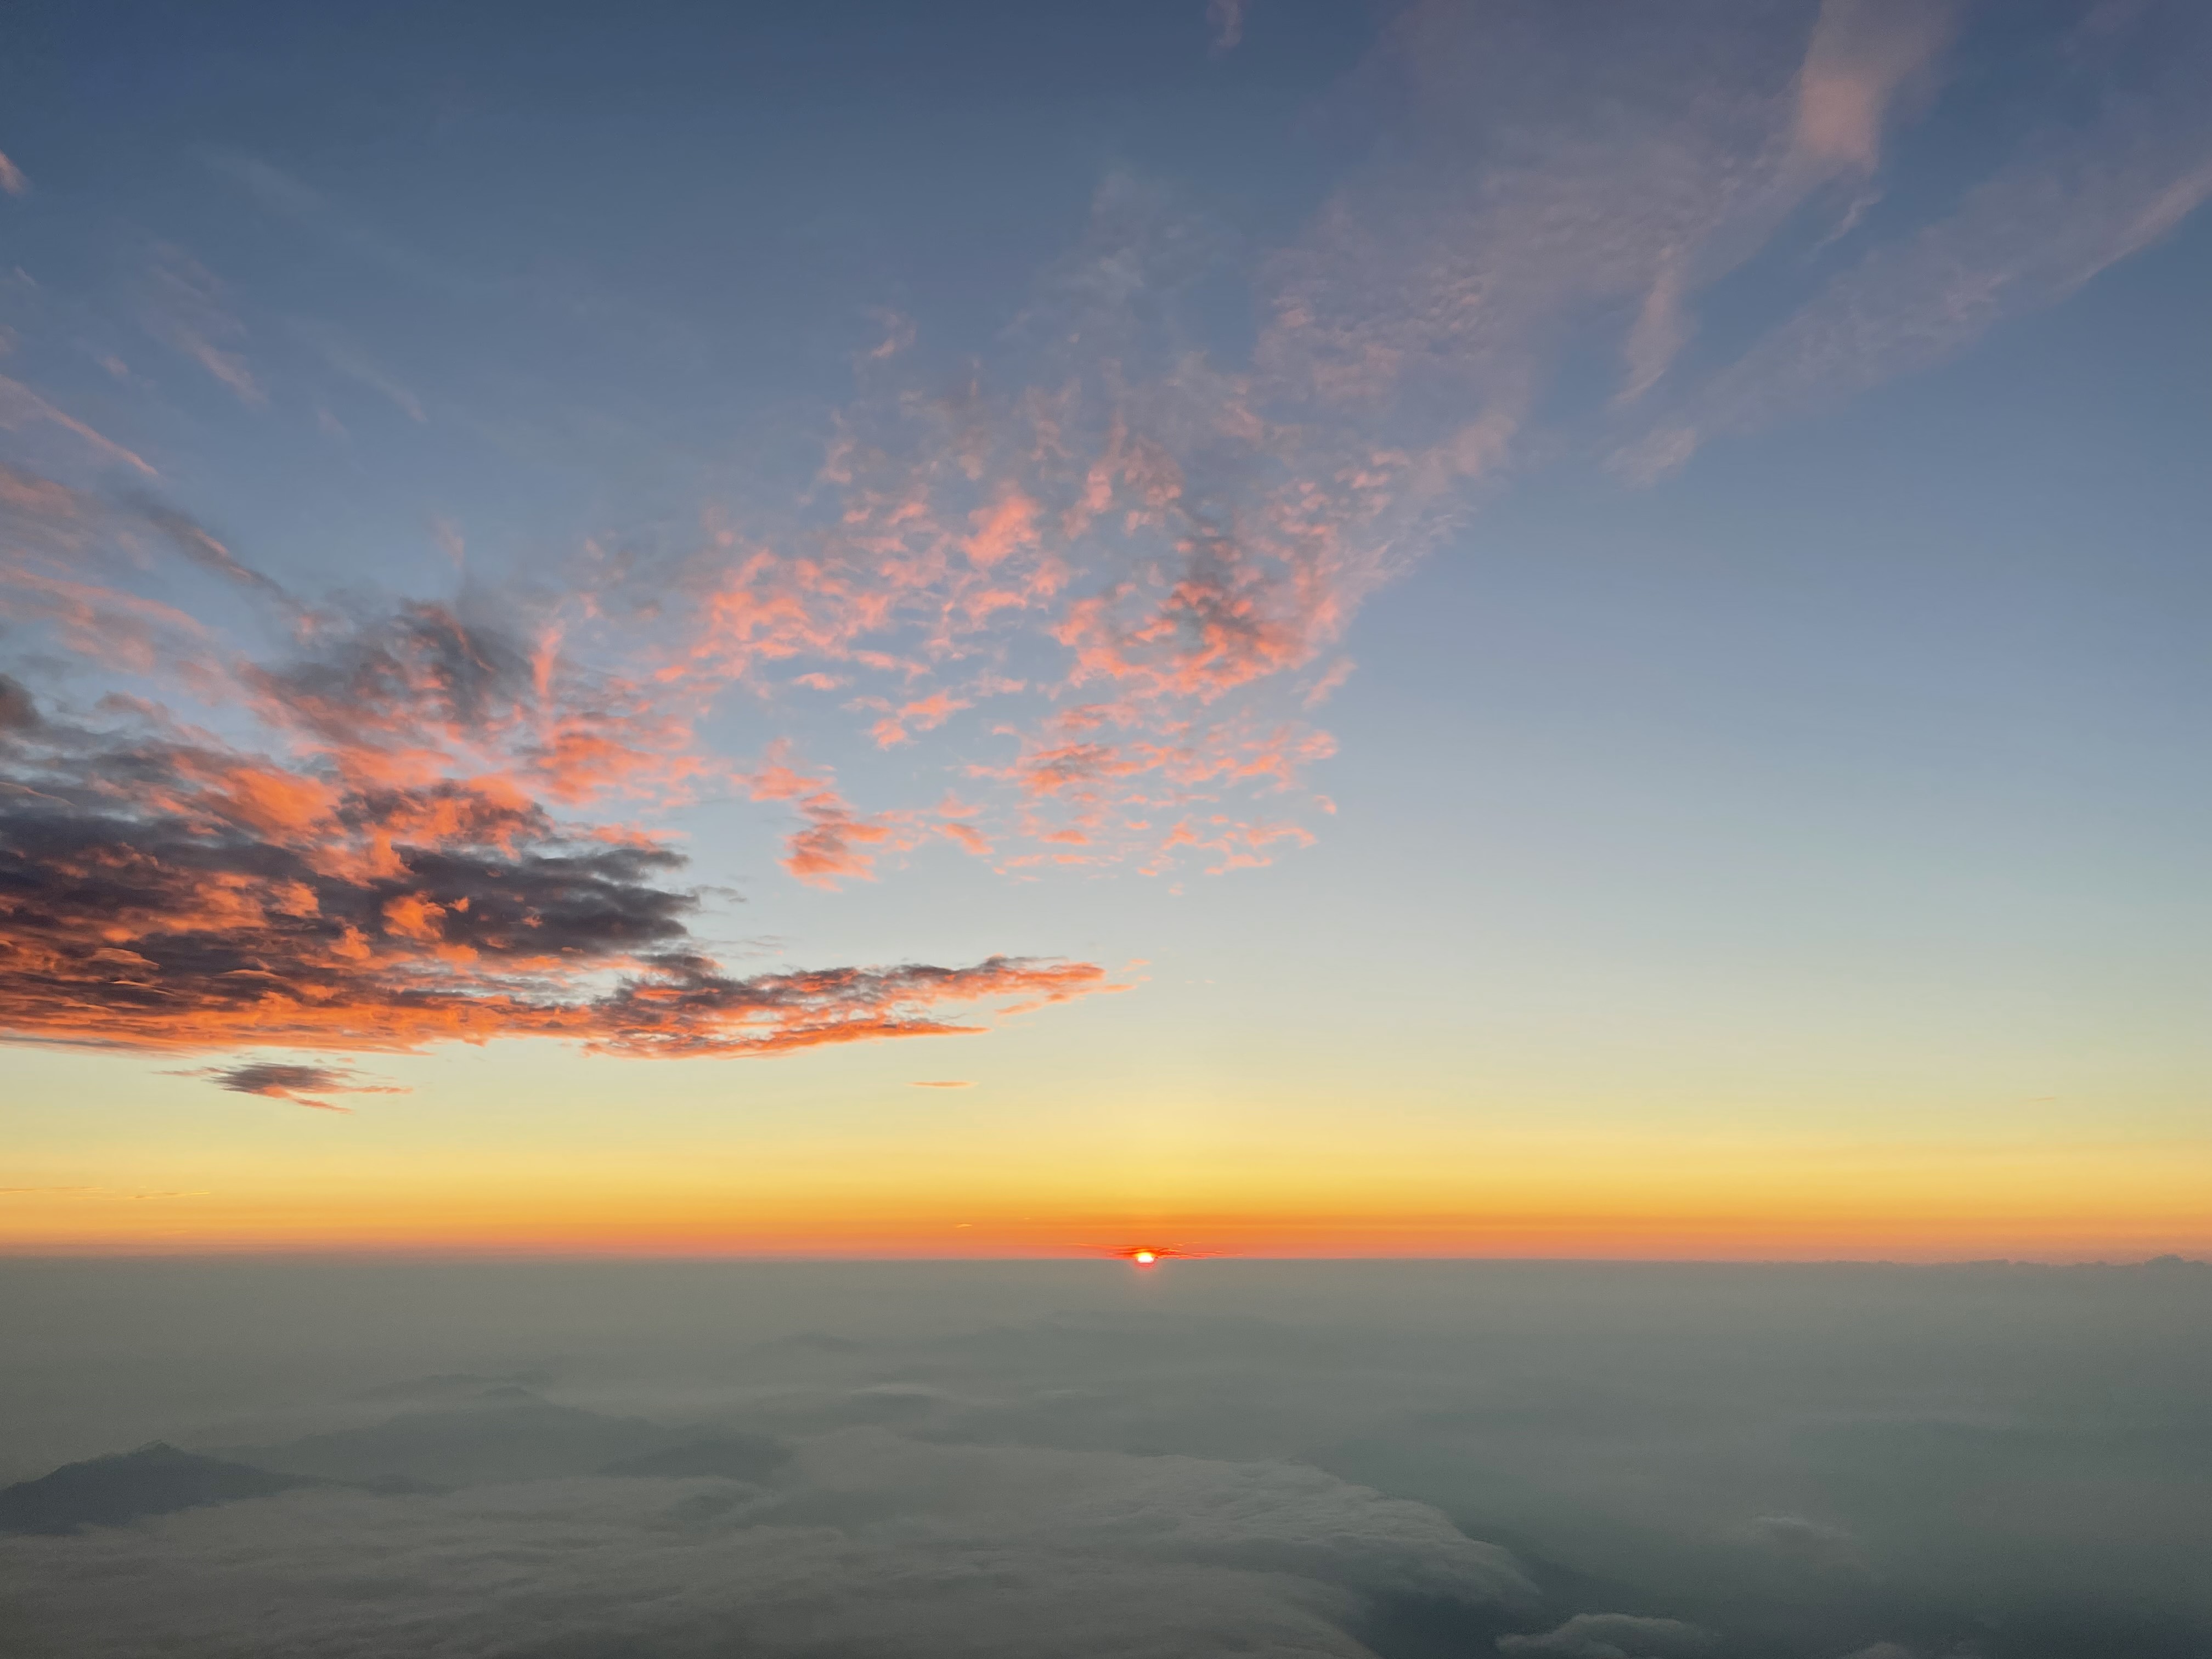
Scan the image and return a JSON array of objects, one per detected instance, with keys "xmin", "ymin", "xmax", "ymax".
[{"xmin": 0, "ymin": 1444, "xmax": 314, "ymax": 1536}]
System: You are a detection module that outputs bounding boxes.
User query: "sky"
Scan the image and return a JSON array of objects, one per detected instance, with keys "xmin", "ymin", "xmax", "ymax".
[{"xmin": 2, "ymin": 0, "xmax": 2209, "ymax": 1258}]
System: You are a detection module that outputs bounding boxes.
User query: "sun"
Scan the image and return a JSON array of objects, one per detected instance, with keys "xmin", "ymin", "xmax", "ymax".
[{"xmin": 1101, "ymin": 1244, "xmax": 1200, "ymax": 1265}]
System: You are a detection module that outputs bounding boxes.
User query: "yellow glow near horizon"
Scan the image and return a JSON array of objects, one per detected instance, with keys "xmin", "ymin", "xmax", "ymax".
[{"xmin": 4, "ymin": 1126, "xmax": 2208, "ymax": 1260}]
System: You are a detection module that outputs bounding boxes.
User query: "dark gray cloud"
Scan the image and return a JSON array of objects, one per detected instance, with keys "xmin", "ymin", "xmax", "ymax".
[
  {"xmin": 2, "ymin": 443, "xmax": 1109, "ymax": 1067},
  {"xmin": 1741, "ymin": 1513, "xmax": 1868, "ymax": 1573},
  {"xmin": 1498, "ymin": 1614, "xmax": 1718, "ymax": 1658},
  {"xmin": 199, "ymin": 1063, "xmax": 406, "ymax": 1112},
  {"xmin": 0, "ymin": 670, "xmax": 37, "ymax": 732},
  {"xmin": 0, "ymin": 689, "xmax": 1104, "ymax": 1060}
]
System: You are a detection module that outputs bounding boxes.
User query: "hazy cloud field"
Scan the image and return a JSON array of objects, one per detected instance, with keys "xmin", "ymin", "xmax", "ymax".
[{"xmin": 4, "ymin": 1260, "xmax": 2208, "ymax": 1657}]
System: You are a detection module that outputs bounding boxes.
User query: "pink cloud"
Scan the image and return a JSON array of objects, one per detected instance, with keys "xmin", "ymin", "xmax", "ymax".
[
  {"xmin": 143, "ymin": 245, "xmax": 265, "ymax": 407},
  {"xmin": 871, "ymin": 690, "xmax": 972, "ymax": 748},
  {"xmin": 782, "ymin": 789, "xmax": 899, "ymax": 887},
  {"xmin": 0, "ymin": 376, "xmax": 158, "ymax": 476},
  {"xmin": 1208, "ymin": 0, "xmax": 1246, "ymax": 54},
  {"xmin": 1795, "ymin": 0, "xmax": 1962, "ymax": 173}
]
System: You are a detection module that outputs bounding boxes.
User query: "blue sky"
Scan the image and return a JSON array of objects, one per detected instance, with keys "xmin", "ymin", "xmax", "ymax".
[{"xmin": 1, "ymin": 0, "xmax": 2207, "ymax": 1254}]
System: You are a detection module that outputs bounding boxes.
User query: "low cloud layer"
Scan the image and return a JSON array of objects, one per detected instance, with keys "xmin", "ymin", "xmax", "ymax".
[
  {"xmin": 3, "ymin": 1262, "xmax": 2208, "ymax": 1658},
  {"xmin": 4, "ymin": 1429, "xmax": 1533, "ymax": 1658}
]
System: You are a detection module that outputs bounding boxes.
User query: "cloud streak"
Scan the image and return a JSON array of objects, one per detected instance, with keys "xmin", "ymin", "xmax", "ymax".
[
  {"xmin": 552, "ymin": 2, "xmax": 2209, "ymax": 883},
  {"xmin": 195, "ymin": 1062, "xmax": 409, "ymax": 1113},
  {"xmin": 4, "ymin": 0, "xmax": 2203, "ymax": 913},
  {"xmin": 1625, "ymin": 8, "xmax": 2212, "ymax": 475}
]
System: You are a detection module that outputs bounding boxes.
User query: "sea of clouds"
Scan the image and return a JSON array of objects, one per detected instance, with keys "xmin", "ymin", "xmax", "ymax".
[{"xmin": 2, "ymin": 1260, "xmax": 2207, "ymax": 1657}]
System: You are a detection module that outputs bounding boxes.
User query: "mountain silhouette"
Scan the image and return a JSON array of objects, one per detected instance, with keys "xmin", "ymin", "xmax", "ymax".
[
  {"xmin": 216, "ymin": 1391, "xmax": 682, "ymax": 1486},
  {"xmin": 0, "ymin": 1443, "xmax": 312, "ymax": 1534}
]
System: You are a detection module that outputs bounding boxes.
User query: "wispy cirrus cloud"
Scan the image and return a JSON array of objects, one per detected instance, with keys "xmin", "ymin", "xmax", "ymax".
[
  {"xmin": 142, "ymin": 245, "xmax": 264, "ymax": 407},
  {"xmin": 7, "ymin": 0, "xmax": 2205, "ymax": 915},
  {"xmin": 0, "ymin": 1186, "xmax": 207, "ymax": 1199},
  {"xmin": 287, "ymin": 320, "xmax": 428, "ymax": 424},
  {"xmin": 0, "ymin": 375, "xmax": 157, "ymax": 476},
  {"xmin": 1623, "ymin": 3, "xmax": 2212, "ymax": 476},
  {"xmin": 1793, "ymin": 0, "xmax": 1963, "ymax": 173},
  {"xmin": 530, "ymin": 1, "xmax": 1994, "ymax": 880},
  {"xmin": 1207, "ymin": 0, "xmax": 1246, "ymax": 55}
]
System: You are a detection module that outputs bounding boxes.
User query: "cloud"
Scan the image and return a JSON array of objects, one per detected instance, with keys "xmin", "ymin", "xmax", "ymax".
[
  {"xmin": 1498, "ymin": 1614, "xmax": 1720, "ymax": 1658},
  {"xmin": 122, "ymin": 494, "xmax": 292, "ymax": 601},
  {"xmin": 909, "ymin": 1079, "xmax": 974, "ymax": 1088},
  {"xmin": 287, "ymin": 319, "xmax": 427, "ymax": 423},
  {"xmin": 0, "ymin": 705, "xmax": 1105, "ymax": 1056},
  {"xmin": 9, "ymin": 1267, "xmax": 2212, "ymax": 1650},
  {"xmin": 780, "ymin": 788, "xmax": 902, "ymax": 888},
  {"xmin": 1622, "ymin": 0, "xmax": 2212, "ymax": 476},
  {"xmin": 460, "ymin": 5, "xmax": 2201, "ymax": 881},
  {"xmin": 870, "ymin": 690, "xmax": 970, "ymax": 749},
  {"xmin": 0, "ymin": 1430, "xmax": 1535, "ymax": 1657},
  {"xmin": 1739, "ymin": 1512, "xmax": 1867, "ymax": 1571},
  {"xmin": 0, "ymin": 571, "xmax": 1110, "ymax": 1058},
  {"xmin": 0, "ymin": 461, "xmax": 81, "ymax": 520},
  {"xmin": 194, "ymin": 1061, "xmax": 410, "ymax": 1113},
  {"xmin": 0, "ymin": 375, "xmax": 157, "ymax": 476},
  {"xmin": 0, "ymin": 151, "xmax": 27, "ymax": 196},
  {"xmin": 0, "ymin": 672, "xmax": 38, "ymax": 733},
  {"xmin": 7, "ymin": 0, "xmax": 2200, "ymax": 912},
  {"xmin": 1795, "ymin": 0, "xmax": 1963, "ymax": 172},
  {"xmin": 1209, "ymin": 0, "xmax": 1246, "ymax": 54},
  {"xmin": 141, "ymin": 245, "xmax": 264, "ymax": 407},
  {"xmin": 0, "ymin": 1187, "xmax": 206, "ymax": 1199}
]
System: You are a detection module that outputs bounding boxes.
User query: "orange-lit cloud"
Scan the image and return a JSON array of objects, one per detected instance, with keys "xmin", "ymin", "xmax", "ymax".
[
  {"xmin": 0, "ymin": 473, "xmax": 1114, "ymax": 1078},
  {"xmin": 0, "ymin": 679, "xmax": 1106, "ymax": 1062},
  {"xmin": 736, "ymin": 742, "xmax": 912, "ymax": 888}
]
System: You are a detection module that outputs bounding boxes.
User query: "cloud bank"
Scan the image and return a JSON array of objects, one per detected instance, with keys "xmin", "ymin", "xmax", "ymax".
[
  {"xmin": 4, "ymin": 1261, "xmax": 2210, "ymax": 1657},
  {"xmin": 3, "ymin": 1429, "xmax": 1534, "ymax": 1658}
]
